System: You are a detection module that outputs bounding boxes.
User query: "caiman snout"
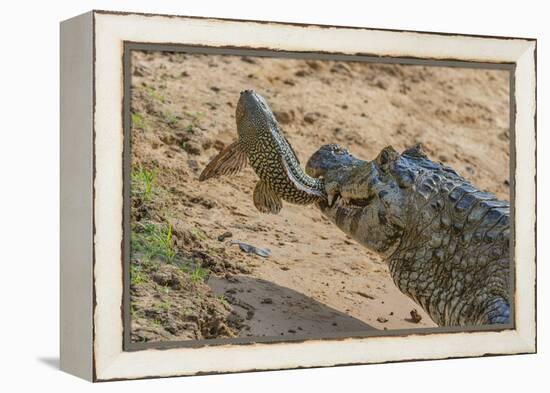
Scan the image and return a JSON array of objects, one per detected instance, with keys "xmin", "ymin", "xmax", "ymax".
[{"xmin": 305, "ymin": 144, "xmax": 364, "ymax": 178}]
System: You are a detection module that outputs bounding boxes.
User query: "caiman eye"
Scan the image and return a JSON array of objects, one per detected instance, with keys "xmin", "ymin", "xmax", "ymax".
[
  {"xmin": 376, "ymin": 146, "xmax": 399, "ymax": 166},
  {"xmin": 328, "ymin": 144, "xmax": 348, "ymax": 156},
  {"xmin": 403, "ymin": 143, "xmax": 428, "ymax": 158}
]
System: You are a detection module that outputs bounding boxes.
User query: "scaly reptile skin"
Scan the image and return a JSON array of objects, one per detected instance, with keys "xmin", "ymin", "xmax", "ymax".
[{"xmin": 306, "ymin": 144, "xmax": 511, "ymax": 326}]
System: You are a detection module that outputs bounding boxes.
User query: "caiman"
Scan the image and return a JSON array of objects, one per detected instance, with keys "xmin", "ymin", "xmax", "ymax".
[
  {"xmin": 199, "ymin": 90, "xmax": 325, "ymax": 213},
  {"xmin": 306, "ymin": 143, "xmax": 511, "ymax": 326}
]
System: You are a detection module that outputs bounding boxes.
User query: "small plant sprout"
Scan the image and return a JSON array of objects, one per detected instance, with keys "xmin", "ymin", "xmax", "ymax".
[
  {"xmin": 132, "ymin": 166, "xmax": 156, "ymax": 203},
  {"xmin": 157, "ymin": 300, "xmax": 172, "ymax": 311},
  {"xmin": 163, "ymin": 223, "xmax": 176, "ymax": 262},
  {"xmin": 145, "ymin": 86, "xmax": 165, "ymax": 103},
  {"xmin": 190, "ymin": 264, "xmax": 209, "ymax": 283},
  {"xmin": 218, "ymin": 295, "xmax": 229, "ymax": 306},
  {"xmin": 130, "ymin": 264, "xmax": 147, "ymax": 286},
  {"xmin": 131, "ymin": 112, "xmax": 146, "ymax": 130},
  {"xmin": 152, "ymin": 319, "xmax": 163, "ymax": 327},
  {"xmin": 190, "ymin": 227, "xmax": 208, "ymax": 242},
  {"xmin": 131, "ymin": 222, "xmax": 177, "ymax": 263},
  {"xmin": 163, "ymin": 112, "xmax": 180, "ymax": 128}
]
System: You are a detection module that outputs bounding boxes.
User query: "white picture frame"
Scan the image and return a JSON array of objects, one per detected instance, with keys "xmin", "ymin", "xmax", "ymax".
[{"xmin": 60, "ymin": 10, "xmax": 536, "ymax": 382}]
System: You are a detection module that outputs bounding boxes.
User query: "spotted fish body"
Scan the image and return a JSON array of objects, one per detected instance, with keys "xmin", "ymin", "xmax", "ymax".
[
  {"xmin": 306, "ymin": 144, "xmax": 511, "ymax": 326},
  {"xmin": 200, "ymin": 90, "xmax": 325, "ymax": 213}
]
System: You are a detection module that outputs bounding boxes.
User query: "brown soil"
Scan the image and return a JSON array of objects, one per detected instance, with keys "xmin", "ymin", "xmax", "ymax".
[{"xmin": 129, "ymin": 50, "xmax": 510, "ymax": 343}]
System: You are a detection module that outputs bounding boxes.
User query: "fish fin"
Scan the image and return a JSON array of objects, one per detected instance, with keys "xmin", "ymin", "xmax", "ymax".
[
  {"xmin": 199, "ymin": 141, "xmax": 247, "ymax": 181},
  {"xmin": 253, "ymin": 180, "xmax": 282, "ymax": 214}
]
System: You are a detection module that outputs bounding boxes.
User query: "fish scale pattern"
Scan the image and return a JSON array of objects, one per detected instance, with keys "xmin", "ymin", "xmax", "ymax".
[{"xmin": 237, "ymin": 90, "xmax": 325, "ymax": 204}]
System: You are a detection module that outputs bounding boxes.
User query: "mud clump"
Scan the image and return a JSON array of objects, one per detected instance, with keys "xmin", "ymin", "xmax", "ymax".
[
  {"xmin": 217, "ymin": 231, "xmax": 233, "ymax": 241},
  {"xmin": 304, "ymin": 112, "xmax": 321, "ymax": 124},
  {"xmin": 273, "ymin": 110, "xmax": 295, "ymax": 125},
  {"xmin": 409, "ymin": 309, "xmax": 423, "ymax": 323},
  {"xmin": 130, "ymin": 261, "xmax": 246, "ymax": 343}
]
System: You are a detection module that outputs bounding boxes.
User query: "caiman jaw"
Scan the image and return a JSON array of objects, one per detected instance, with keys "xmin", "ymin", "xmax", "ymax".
[
  {"xmin": 306, "ymin": 144, "xmax": 365, "ymax": 207},
  {"xmin": 325, "ymin": 182, "xmax": 352, "ymax": 208}
]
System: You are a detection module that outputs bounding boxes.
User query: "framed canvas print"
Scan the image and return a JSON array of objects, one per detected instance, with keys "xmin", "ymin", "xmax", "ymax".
[{"xmin": 60, "ymin": 10, "xmax": 537, "ymax": 382}]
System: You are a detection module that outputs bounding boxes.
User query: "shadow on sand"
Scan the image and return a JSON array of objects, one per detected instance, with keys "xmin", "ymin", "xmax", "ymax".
[{"xmin": 208, "ymin": 275, "xmax": 375, "ymax": 338}]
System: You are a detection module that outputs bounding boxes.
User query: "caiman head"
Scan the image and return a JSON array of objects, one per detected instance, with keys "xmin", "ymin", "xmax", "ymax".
[
  {"xmin": 236, "ymin": 90, "xmax": 281, "ymax": 143},
  {"xmin": 306, "ymin": 143, "xmax": 424, "ymax": 257}
]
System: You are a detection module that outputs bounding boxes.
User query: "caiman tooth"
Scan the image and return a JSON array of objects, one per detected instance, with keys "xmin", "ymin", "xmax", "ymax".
[{"xmin": 327, "ymin": 192, "xmax": 336, "ymax": 207}]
